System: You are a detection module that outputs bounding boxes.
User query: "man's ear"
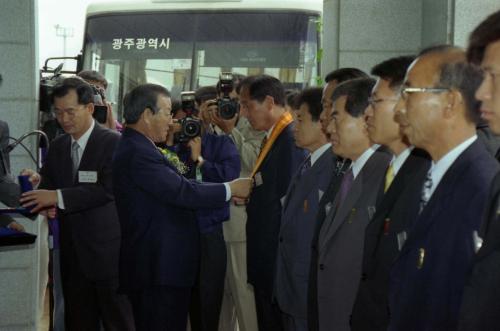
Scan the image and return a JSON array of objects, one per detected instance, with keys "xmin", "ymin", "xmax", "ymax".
[
  {"xmin": 86, "ymin": 103, "xmax": 94, "ymax": 115},
  {"xmin": 443, "ymin": 89, "xmax": 463, "ymax": 119},
  {"xmin": 264, "ymin": 95, "xmax": 275, "ymax": 111},
  {"xmin": 141, "ymin": 107, "xmax": 153, "ymax": 124}
]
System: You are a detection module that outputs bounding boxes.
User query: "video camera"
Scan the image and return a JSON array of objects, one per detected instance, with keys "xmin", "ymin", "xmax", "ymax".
[
  {"xmin": 174, "ymin": 91, "xmax": 202, "ymax": 143},
  {"xmin": 216, "ymin": 72, "xmax": 239, "ymax": 120}
]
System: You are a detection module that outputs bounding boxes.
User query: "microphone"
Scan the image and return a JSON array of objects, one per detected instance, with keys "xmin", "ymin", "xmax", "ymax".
[{"xmin": 4, "ymin": 130, "xmax": 50, "ymax": 154}]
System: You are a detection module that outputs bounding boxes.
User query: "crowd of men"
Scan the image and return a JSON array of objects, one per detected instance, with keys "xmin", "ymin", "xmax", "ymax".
[{"xmin": 2, "ymin": 8, "xmax": 500, "ymax": 331}]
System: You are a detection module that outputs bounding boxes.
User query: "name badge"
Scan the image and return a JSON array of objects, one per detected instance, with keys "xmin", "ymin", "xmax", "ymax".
[
  {"xmin": 472, "ymin": 230, "xmax": 483, "ymax": 253},
  {"xmin": 325, "ymin": 202, "xmax": 333, "ymax": 215},
  {"xmin": 397, "ymin": 231, "xmax": 407, "ymax": 251},
  {"xmin": 78, "ymin": 171, "xmax": 98, "ymax": 183},
  {"xmin": 254, "ymin": 172, "xmax": 263, "ymax": 187}
]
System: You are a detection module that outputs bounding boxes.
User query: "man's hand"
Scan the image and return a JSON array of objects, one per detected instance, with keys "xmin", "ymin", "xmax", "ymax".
[
  {"xmin": 7, "ymin": 221, "xmax": 25, "ymax": 232},
  {"xmin": 40, "ymin": 206, "xmax": 57, "ymax": 219},
  {"xmin": 188, "ymin": 136, "xmax": 202, "ymax": 162},
  {"xmin": 229, "ymin": 178, "xmax": 253, "ymax": 199},
  {"xmin": 20, "ymin": 168, "xmax": 41, "ymax": 188},
  {"xmin": 104, "ymin": 103, "xmax": 117, "ymax": 130},
  {"xmin": 19, "ymin": 190, "xmax": 58, "ymax": 213}
]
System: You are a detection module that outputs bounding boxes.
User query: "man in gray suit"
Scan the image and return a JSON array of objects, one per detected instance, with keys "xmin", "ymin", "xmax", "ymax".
[
  {"xmin": 274, "ymin": 87, "xmax": 335, "ymax": 331},
  {"xmin": 314, "ymin": 78, "xmax": 391, "ymax": 331}
]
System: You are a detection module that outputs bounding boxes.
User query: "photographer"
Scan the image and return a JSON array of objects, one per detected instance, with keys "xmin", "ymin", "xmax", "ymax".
[
  {"xmin": 207, "ymin": 74, "xmax": 264, "ymax": 331},
  {"xmin": 166, "ymin": 86, "xmax": 241, "ymax": 331},
  {"xmin": 77, "ymin": 70, "xmax": 121, "ymax": 132}
]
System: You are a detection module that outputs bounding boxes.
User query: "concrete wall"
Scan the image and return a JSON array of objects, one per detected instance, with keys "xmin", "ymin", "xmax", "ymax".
[
  {"xmin": 321, "ymin": 0, "xmax": 500, "ymax": 79},
  {"xmin": 0, "ymin": 1, "xmax": 45, "ymax": 330}
]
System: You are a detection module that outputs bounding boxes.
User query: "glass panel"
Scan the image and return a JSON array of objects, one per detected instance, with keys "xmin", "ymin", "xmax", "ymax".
[{"xmin": 83, "ymin": 11, "xmax": 319, "ymax": 120}]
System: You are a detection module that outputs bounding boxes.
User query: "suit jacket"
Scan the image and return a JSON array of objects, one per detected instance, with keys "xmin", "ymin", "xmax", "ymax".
[
  {"xmin": 196, "ymin": 132, "xmax": 241, "ymax": 234},
  {"xmin": 307, "ymin": 158, "xmax": 349, "ymax": 331},
  {"xmin": 351, "ymin": 148, "xmax": 431, "ymax": 331},
  {"xmin": 316, "ymin": 147, "xmax": 391, "ymax": 331},
  {"xmin": 459, "ymin": 171, "xmax": 500, "ymax": 330},
  {"xmin": 113, "ymin": 128, "xmax": 227, "ymax": 291},
  {"xmin": 39, "ymin": 123, "xmax": 121, "ymax": 281},
  {"xmin": 388, "ymin": 140, "xmax": 499, "ymax": 331},
  {"xmin": 224, "ymin": 118, "xmax": 265, "ymax": 243},
  {"xmin": 274, "ymin": 147, "xmax": 336, "ymax": 319},
  {"xmin": 246, "ymin": 123, "xmax": 306, "ymax": 296}
]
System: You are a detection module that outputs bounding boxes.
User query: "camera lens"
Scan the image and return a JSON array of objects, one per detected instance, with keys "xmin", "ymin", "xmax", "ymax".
[
  {"xmin": 218, "ymin": 99, "xmax": 239, "ymax": 120},
  {"xmin": 184, "ymin": 118, "xmax": 201, "ymax": 137}
]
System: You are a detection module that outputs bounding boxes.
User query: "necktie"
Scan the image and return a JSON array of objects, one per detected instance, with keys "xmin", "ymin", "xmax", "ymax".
[
  {"xmin": 71, "ymin": 141, "xmax": 80, "ymax": 178},
  {"xmin": 419, "ymin": 170, "xmax": 433, "ymax": 213},
  {"xmin": 338, "ymin": 168, "xmax": 354, "ymax": 206},
  {"xmin": 384, "ymin": 163, "xmax": 395, "ymax": 193},
  {"xmin": 300, "ymin": 155, "xmax": 312, "ymax": 176}
]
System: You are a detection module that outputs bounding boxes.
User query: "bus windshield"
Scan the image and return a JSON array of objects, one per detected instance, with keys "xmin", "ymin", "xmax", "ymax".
[{"xmin": 83, "ymin": 10, "xmax": 320, "ymax": 119}]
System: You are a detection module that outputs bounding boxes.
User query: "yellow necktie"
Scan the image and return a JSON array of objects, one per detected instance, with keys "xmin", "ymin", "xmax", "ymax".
[{"xmin": 384, "ymin": 164, "xmax": 394, "ymax": 193}]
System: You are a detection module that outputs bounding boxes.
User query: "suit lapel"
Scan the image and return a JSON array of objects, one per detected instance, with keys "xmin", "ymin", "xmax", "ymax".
[{"xmin": 319, "ymin": 171, "xmax": 363, "ymax": 251}]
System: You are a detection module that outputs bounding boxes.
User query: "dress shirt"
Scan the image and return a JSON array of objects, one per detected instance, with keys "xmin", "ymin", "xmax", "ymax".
[
  {"xmin": 426, "ymin": 135, "xmax": 478, "ymax": 200},
  {"xmin": 351, "ymin": 144, "xmax": 380, "ymax": 179},
  {"xmin": 311, "ymin": 143, "xmax": 332, "ymax": 167},
  {"xmin": 57, "ymin": 120, "xmax": 95, "ymax": 209},
  {"xmin": 391, "ymin": 146, "xmax": 414, "ymax": 176}
]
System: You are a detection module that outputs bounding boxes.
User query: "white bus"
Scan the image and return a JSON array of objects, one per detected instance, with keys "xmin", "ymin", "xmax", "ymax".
[{"xmin": 81, "ymin": 0, "xmax": 322, "ymax": 118}]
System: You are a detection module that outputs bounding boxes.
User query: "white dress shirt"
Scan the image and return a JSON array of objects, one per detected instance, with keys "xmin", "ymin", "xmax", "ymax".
[
  {"xmin": 310, "ymin": 143, "xmax": 332, "ymax": 167},
  {"xmin": 57, "ymin": 120, "xmax": 96, "ymax": 209},
  {"xmin": 351, "ymin": 144, "xmax": 380, "ymax": 179},
  {"xmin": 390, "ymin": 146, "xmax": 414, "ymax": 177},
  {"xmin": 426, "ymin": 135, "xmax": 477, "ymax": 200}
]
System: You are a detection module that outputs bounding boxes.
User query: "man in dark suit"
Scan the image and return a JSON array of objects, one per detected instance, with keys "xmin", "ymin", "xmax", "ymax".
[
  {"xmin": 274, "ymin": 87, "xmax": 335, "ymax": 331},
  {"xmin": 315, "ymin": 78, "xmax": 391, "ymax": 331},
  {"xmin": 241, "ymin": 75, "xmax": 306, "ymax": 331},
  {"xmin": 20, "ymin": 77, "xmax": 134, "ymax": 330},
  {"xmin": 308, "ymin": 68, "xmax": 367, "ymax": 331},
  {"xmin": 111, "ymin": 83, "xmax": 252, "ymax": 331},
  {"xmin": 387, "ymin": 46, "xmax": 499, "ymax": 331},
  {"xmin": 459, "ymin": 10, "xmax": 500, "ymax": 330},
  {"xmin": 350, "ymin": 56, "xmax": 431, "ymax": 331}
]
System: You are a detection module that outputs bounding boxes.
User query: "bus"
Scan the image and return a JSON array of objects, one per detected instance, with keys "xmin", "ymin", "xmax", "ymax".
[{"xmin": 81, "ymin": 0, "xmax": 322, "ymax": 119}]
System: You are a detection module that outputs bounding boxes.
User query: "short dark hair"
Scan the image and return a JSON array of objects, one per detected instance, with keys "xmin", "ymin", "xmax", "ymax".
[
  {"xmin": 417, "ymin": 45, "xmax": 483, "ymax": 124},
  {"xmin": 467, "ymin": 10, "xmax": 500, "ymax": 64},
  {"xmin": 171, "ymin": 99, "xmax": 182, "ymax": 117},
  {"xmin": 51, "ymin": 76, "xmax": 94, "ymax": 105},
  {"xmin": 77, "ymin": 70, "xmax": 108, "ymax": 90},
  {"xmin": 331, "ymin": 78, "xmax": 376, "ymax": 118},
  {"xmin": 195, "ymin": 86, "xmax": 217, "ymax": 105},
  {"xmin": 123, "ymin": 84, "xmax": 171, "ymax": 124},
  {"xmin": 324, "ymin": 68, "xmax": 368, "ymax": 84},
  {"xmin": 236, "ymin": 75, "xmax": 256, "ymax": 94},
  {"xmin": 371, "ymin": 56, "xmax": 416, "ymax": 89},
  {"xmin": 285, "ymin": 89, "xmax": 300, "ymax": 109},
  {"xmin": 295, "ymin": 87, "xmax": 323, "ymax": 122},
  {"xmin": 246, "ymin": 75, "xmax": 285, "ymax": 106}
]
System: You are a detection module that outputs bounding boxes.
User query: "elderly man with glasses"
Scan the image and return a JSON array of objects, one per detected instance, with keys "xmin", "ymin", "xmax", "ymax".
[{"xmin": 386, "ymin": 45, "xmax": 500, "ymax": 331}]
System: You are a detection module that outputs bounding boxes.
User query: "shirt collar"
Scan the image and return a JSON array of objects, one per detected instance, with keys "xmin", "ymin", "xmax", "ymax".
[
  {"xmin": 310, "ymin": 143, "xmax": 332, "ymax": 166},
  {"xmin": 391, "ymin": 146, "xmax": 414, "ymax": 176},
  {"xmin": 266, "ymin": 123, "xmax": 276, "ymax": 139},
  {"xmin": 71, "ymin": 120, "xmax": 95, "ymax": 152},
  {"xmin": 351, "ymin": 144, "xmax": 380, "ymax": 179},
  {"xmin": 428, "ymin": 134, "xmax": 478, "ymax": 197}
]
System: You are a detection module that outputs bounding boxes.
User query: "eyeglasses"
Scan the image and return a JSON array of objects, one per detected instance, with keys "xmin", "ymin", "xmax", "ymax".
[
  {"xmin": 368, "ymin": 97, "xmax": 399, "ymax": 108},
  {"xmin": 400, "ymin": 87, "xmax": 450, "ymax": 100}
]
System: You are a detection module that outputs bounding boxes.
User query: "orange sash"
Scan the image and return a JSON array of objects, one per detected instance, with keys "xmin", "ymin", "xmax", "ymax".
[{"xmin": 251, "ymin": 111, "xmax": 294, "ymax": 177}]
